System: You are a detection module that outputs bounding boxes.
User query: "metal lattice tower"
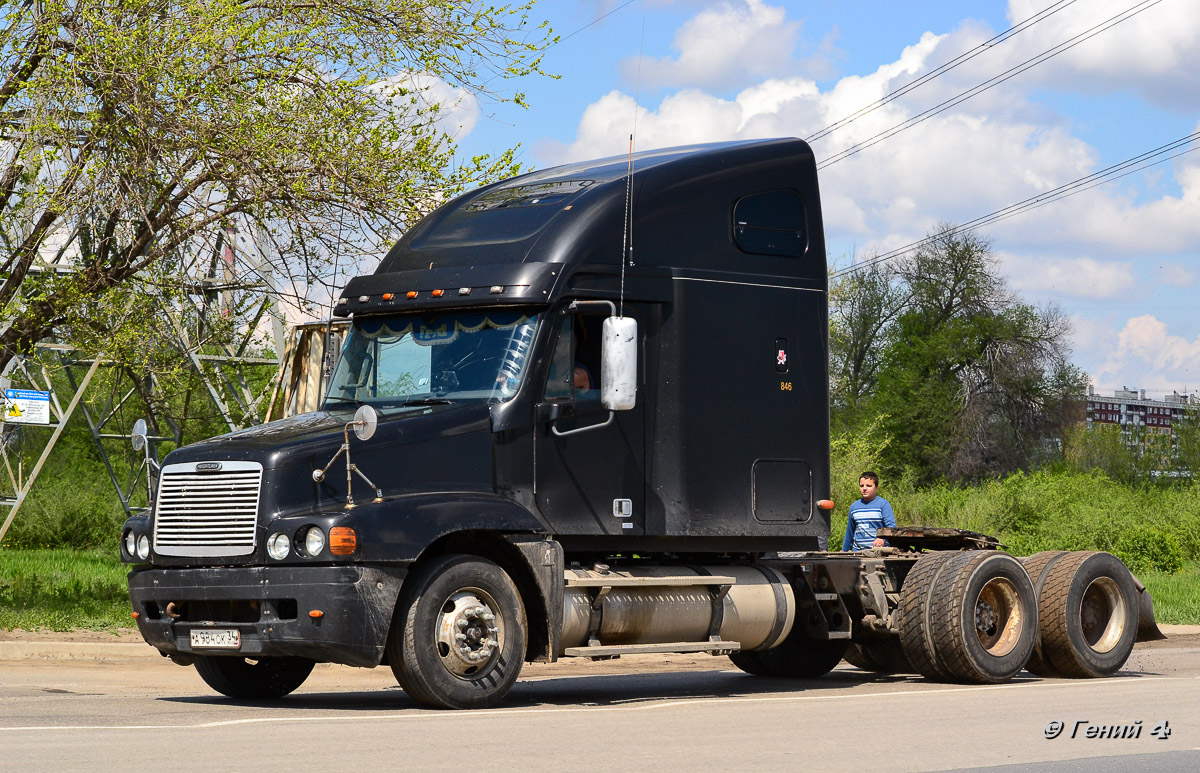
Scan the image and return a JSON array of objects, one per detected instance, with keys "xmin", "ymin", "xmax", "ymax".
[{"xmin": 0, "ymin": 223, "xmax": 289, "ymax": 543}]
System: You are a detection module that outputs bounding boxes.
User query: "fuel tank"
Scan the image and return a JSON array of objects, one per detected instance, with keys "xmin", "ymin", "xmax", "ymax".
[{"xmin": 559, "ymin": 565, "xmax": 795, "ymax": 655}]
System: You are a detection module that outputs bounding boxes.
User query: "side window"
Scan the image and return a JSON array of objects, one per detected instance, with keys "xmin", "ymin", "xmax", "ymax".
[
  {"xmin": 543, "ymin": 313, "xmax": 604, "ymax": 400},
  {"xmin": 732, "ymin": 189, "xmax": 807, "ymax": 257},
  {"xmin": 544, "ymin": 316, "xmax": 573, "ymax": 400}
]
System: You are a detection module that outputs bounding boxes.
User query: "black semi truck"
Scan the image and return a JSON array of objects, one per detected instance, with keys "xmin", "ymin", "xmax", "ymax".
[{"xmin": 123, "ymin": 138, "xmax": 1155, "ymax": 709}]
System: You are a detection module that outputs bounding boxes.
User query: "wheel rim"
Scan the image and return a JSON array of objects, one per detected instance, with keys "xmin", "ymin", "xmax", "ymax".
[
  {"xmin": 435, "ymin": 587, "xmax": 505, "ymax": 680},
  {"xmin": 1078, "ymin": 576, "xmax": 1127, "ymax": 653},
  {"xmin": 973, "ymin": 577, "xmax": 1023, "ymax": 657}
]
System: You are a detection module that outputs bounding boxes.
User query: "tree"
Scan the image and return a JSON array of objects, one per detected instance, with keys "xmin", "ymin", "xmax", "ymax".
[
  {"xmin": 828, "ymin": 258, "xmax": 908, "ymax": 431},
  {"xmin": 860, "ymin": 225, "xmax": 1082, "ymax": 482},
  {"xmin": 0, "ymin": 0, "xmax": 551, "ymax": 376}
]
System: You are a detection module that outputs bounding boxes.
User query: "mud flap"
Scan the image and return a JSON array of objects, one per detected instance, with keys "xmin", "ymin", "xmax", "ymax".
[{"xmin": 1130, "ymin": 573, "xmax": 1167, "ymax": 642}]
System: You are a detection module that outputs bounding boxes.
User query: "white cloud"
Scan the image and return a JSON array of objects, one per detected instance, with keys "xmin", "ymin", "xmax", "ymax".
[
  {"xmin": 623, "ymin": 0, "xmax": 802, "ymax": 91},
  {"xmin": 1004, "ymin": 255, "xmax": 1136, "ymax": 300},
  {"xmin": 1003, "ymin": 0, "xmax": 1200, "ymax": 108},
  {"xmin": 1159, "ymin": 262, "xmax": 1198, "ymax": 287},
  {"xmin": 1092, "ymin": 315, "xmax": 1200, "ymax": 392}
]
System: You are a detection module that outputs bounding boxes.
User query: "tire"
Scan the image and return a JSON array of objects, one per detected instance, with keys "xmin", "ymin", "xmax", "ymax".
[
  {"xmin": 845, "ymin": 639, "xmax": 912, "ymax": 674},
  {"xmin": 193, "ymin": 655, "xmax": 315, "ymax": 699},
  {"xmin": 746, "ymin": 627, "xmax": 849, "ymax": 678},
  {"xmin": 933, "ymin": 551, "xmax": 1038, "ymax": 684},
  {"xmin": 1020, "ymin": 550, "xmax": 1071, "ymax": 676},
  {"xmin": 897, "ymin": 551, "xmax": 963, "ymax": 680},
  {"xmin": 728, "ymin": 651, "xmax": 774, "ymax": 676},
  {"xmin": 1034, "ymin": 551, "xmax": 1138, "ymax": 678},
  {"xmin": 387, "ymin": 554, "xmax": 527, "ymax": 709},
  {"xmin": 842, "ymin": 642, "xmax": 883, "ymax": 671}
]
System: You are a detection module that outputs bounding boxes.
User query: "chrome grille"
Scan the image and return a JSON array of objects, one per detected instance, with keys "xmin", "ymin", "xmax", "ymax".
[{"xmin": 153, "ymin": 461, "xmax": 263, "ymax": 557}]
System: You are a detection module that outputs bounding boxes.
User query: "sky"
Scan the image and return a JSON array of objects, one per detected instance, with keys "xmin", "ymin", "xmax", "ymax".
[{"xmin": 439, "ymin": 0, "xmax": 1200, "ymax": 399}]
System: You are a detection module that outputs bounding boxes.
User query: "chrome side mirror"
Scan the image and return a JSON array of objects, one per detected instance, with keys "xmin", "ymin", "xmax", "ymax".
[
  {"xmin": 131, "ymin": 418, "xmax": 148, "ymax": 451},
  {"xmin": 601, "ymin": 316, "xmax": 637, "ymax": 411}
]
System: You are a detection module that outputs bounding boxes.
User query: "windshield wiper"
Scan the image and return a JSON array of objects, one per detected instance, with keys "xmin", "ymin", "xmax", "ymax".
[
  {"xmin": 402, "ymin": 397, "xmax": 454, "ymax": 407},
  {"xmin": 322, "ymin": 396, "xmax": 364, "ymax": 407}
]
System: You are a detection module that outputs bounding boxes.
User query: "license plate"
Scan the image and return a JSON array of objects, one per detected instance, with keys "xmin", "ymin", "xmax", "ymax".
[{"xmin": 190, "ymin": 628, "xmax": 241, "ymax": 649}]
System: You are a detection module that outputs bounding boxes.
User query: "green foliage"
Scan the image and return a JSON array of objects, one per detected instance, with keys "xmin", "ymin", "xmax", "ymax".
[
  {"xmin": 1114, "ymin": 527, "xmax": 1184, "ymax": 575},
  {"xmin": 885, "ymin": 468, "xmax": 1200, "ymax": 567},
  {"xmin": 0, "ymin": 0, "xmax": 553, "ymax": 373},
  {"xmin": 0, "ymin": 548, "xmax": 131, "ymax": 631},
  {"xmin": 1, "ymin": 475, "xmax": 124, "ymax": 550}
]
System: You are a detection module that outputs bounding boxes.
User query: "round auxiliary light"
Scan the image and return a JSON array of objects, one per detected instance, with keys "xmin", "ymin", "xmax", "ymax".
[
  {"xmin": 136, "ymin": 534, "xmax": 151, "ymax": 561},
  {"xmin": 124, "ymin": 530, "xmax": 137, "ymax": 557},
  {"xmin": 304, "ymin": 527, "xmax": 326, "ymax": 557},
  {"xmin": 267, "ymin": 532, "xmax": 291, "ymax": 561}
]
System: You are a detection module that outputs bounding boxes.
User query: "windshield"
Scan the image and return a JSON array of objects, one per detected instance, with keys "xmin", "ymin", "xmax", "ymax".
[{"xmin": 323, "ymin": 311, "xmax": 538, "ymax": 409}]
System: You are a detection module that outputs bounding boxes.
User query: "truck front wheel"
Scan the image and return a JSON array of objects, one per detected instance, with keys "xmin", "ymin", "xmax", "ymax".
[
  {"xmin": 193, "ymin": 655, "xmax": 315, "ymax": 699},
  {"xmin": 388, "ymin": 554, "xmax": 527, "ymax": 709}
]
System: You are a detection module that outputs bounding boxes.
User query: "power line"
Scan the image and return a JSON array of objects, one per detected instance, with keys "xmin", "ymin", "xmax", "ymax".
[
  {"xmin": 831, "ymin": 129, "xmax": 1200, "ymax": 278},
  {"xmin": 817, "ymin": 0, "xmax": 1164, "ymax": 170},
  {"xmin": 806, "ymin": 0, "xmax": 1081, "ymax": 144},
  {"xmin": 558, "ymin": 1, "xmax": 638, "ymax": 44}
]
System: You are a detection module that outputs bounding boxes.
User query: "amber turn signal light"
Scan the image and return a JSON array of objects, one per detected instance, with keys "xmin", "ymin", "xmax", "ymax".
[
  {"xmin": 131, "ymin": 611, "xmax": 140, "ymax": 619},
  {"xmin": 329, "ymin": 527, "xmax": 357, "ymax": 555},
  {"xmin": 309, "ymin": 610, "xmax": 324, "ymax": 619},
  {"xmin": 817, "ymin": 499, "xmax": 835, "ymax": 510}
]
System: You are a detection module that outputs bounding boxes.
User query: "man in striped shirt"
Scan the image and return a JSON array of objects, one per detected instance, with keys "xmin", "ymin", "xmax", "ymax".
[{"xmin": 841, "ymin": 471, "xmax": 896, "ymax": 551}]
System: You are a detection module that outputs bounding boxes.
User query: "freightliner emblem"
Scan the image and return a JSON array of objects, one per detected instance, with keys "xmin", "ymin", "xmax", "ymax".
[{"xmin": 195, "ymin": 462, "xmax": 223, "ymax": 472}]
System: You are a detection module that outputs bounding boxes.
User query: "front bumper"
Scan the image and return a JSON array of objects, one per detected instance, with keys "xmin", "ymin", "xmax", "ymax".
[{"xmin": 127, "ymin": 564, "xmax": 408, "ymax": 667}]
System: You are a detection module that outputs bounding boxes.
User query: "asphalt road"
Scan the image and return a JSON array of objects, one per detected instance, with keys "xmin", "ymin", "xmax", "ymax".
[{"xmin": 2, "ymin": 642, "xmax": 1199, "ymax": 772}]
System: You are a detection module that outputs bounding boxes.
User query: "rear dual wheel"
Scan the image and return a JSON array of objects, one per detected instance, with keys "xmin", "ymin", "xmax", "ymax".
[
  {"xmin": 1023, "ymin": 551, "xmax": 1137, "ymax": 678},
  {"xmin": 898, "ymin": 551, "xmax": 1038, "ymax": 683}
]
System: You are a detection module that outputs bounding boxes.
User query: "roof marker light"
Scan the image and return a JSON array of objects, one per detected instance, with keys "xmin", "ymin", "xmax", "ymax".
[
  {"xmin": 458, "ymin": 287, "xmax": 471, "ymax": 296},
  {"xmin": 489, "ymin": 286, "xmax": 504, "ymax": 294},
  {"xmin": 382, "ymin": 293, "xmax": 394, "ymax": 301},
  {"xmin": 358, "ymin": 295, "xmax": 369, "ymax": 302},
  {"xmin": 431, "ymin": 289, "xmax": 444, "ymax": 297},
  {"xmin": 406, "ymin": 291, "xmax": 418, "ymax": 299}
]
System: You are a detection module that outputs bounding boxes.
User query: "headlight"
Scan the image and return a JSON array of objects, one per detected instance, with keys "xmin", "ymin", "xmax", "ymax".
[
  {"xmin": 267, "ymin": 532, "xmax": 291, "ymax": 560},
  {"xmin": 136, "ymin": 534, "xmax": 151, "ymax": 560},
  {"xmin": 304, "ymin": 527, "xmax": 326, "ymax": 557},
  {"xmin": 124, "ymin": 530, "xmax": 137, "ymax": 557}
]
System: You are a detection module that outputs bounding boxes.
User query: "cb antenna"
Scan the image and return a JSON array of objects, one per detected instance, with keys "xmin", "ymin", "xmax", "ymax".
[{"xmin": 619, "ymin": 15, "xmax": 645, "ymax": 318}]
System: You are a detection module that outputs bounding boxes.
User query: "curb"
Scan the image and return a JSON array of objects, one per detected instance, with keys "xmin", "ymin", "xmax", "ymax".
[
  {"xmin": 0, "ymin": 641, "xmax": 165, "ymax": 663},
  {"xmin": 3, "ymin": 625, "xmax": 1199, "ymax": 664}
]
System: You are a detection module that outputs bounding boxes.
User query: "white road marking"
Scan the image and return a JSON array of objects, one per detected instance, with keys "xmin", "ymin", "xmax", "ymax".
[{"xmin": 1, "ymin": 674, "xmax": 1191, "ymax": 733}]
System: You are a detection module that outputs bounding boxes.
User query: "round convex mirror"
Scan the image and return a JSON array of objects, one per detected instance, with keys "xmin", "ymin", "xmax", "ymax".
[
  {"xmin": 352, "ymin": 404, "xmax": 378, "ymax": 441},
  {"xmin": 131, "ymin": 418, "xmax": 148, "ymax": 451}
]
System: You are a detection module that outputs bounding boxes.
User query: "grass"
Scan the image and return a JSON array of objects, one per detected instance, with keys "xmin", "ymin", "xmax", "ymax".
[
  {"xmin": 1137, "ymin": 562, "xmax": 1200, "ymax": 626},
  {"xmin": 0, "ymin": 548, "xmax": 133, "ymax": 632}
]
